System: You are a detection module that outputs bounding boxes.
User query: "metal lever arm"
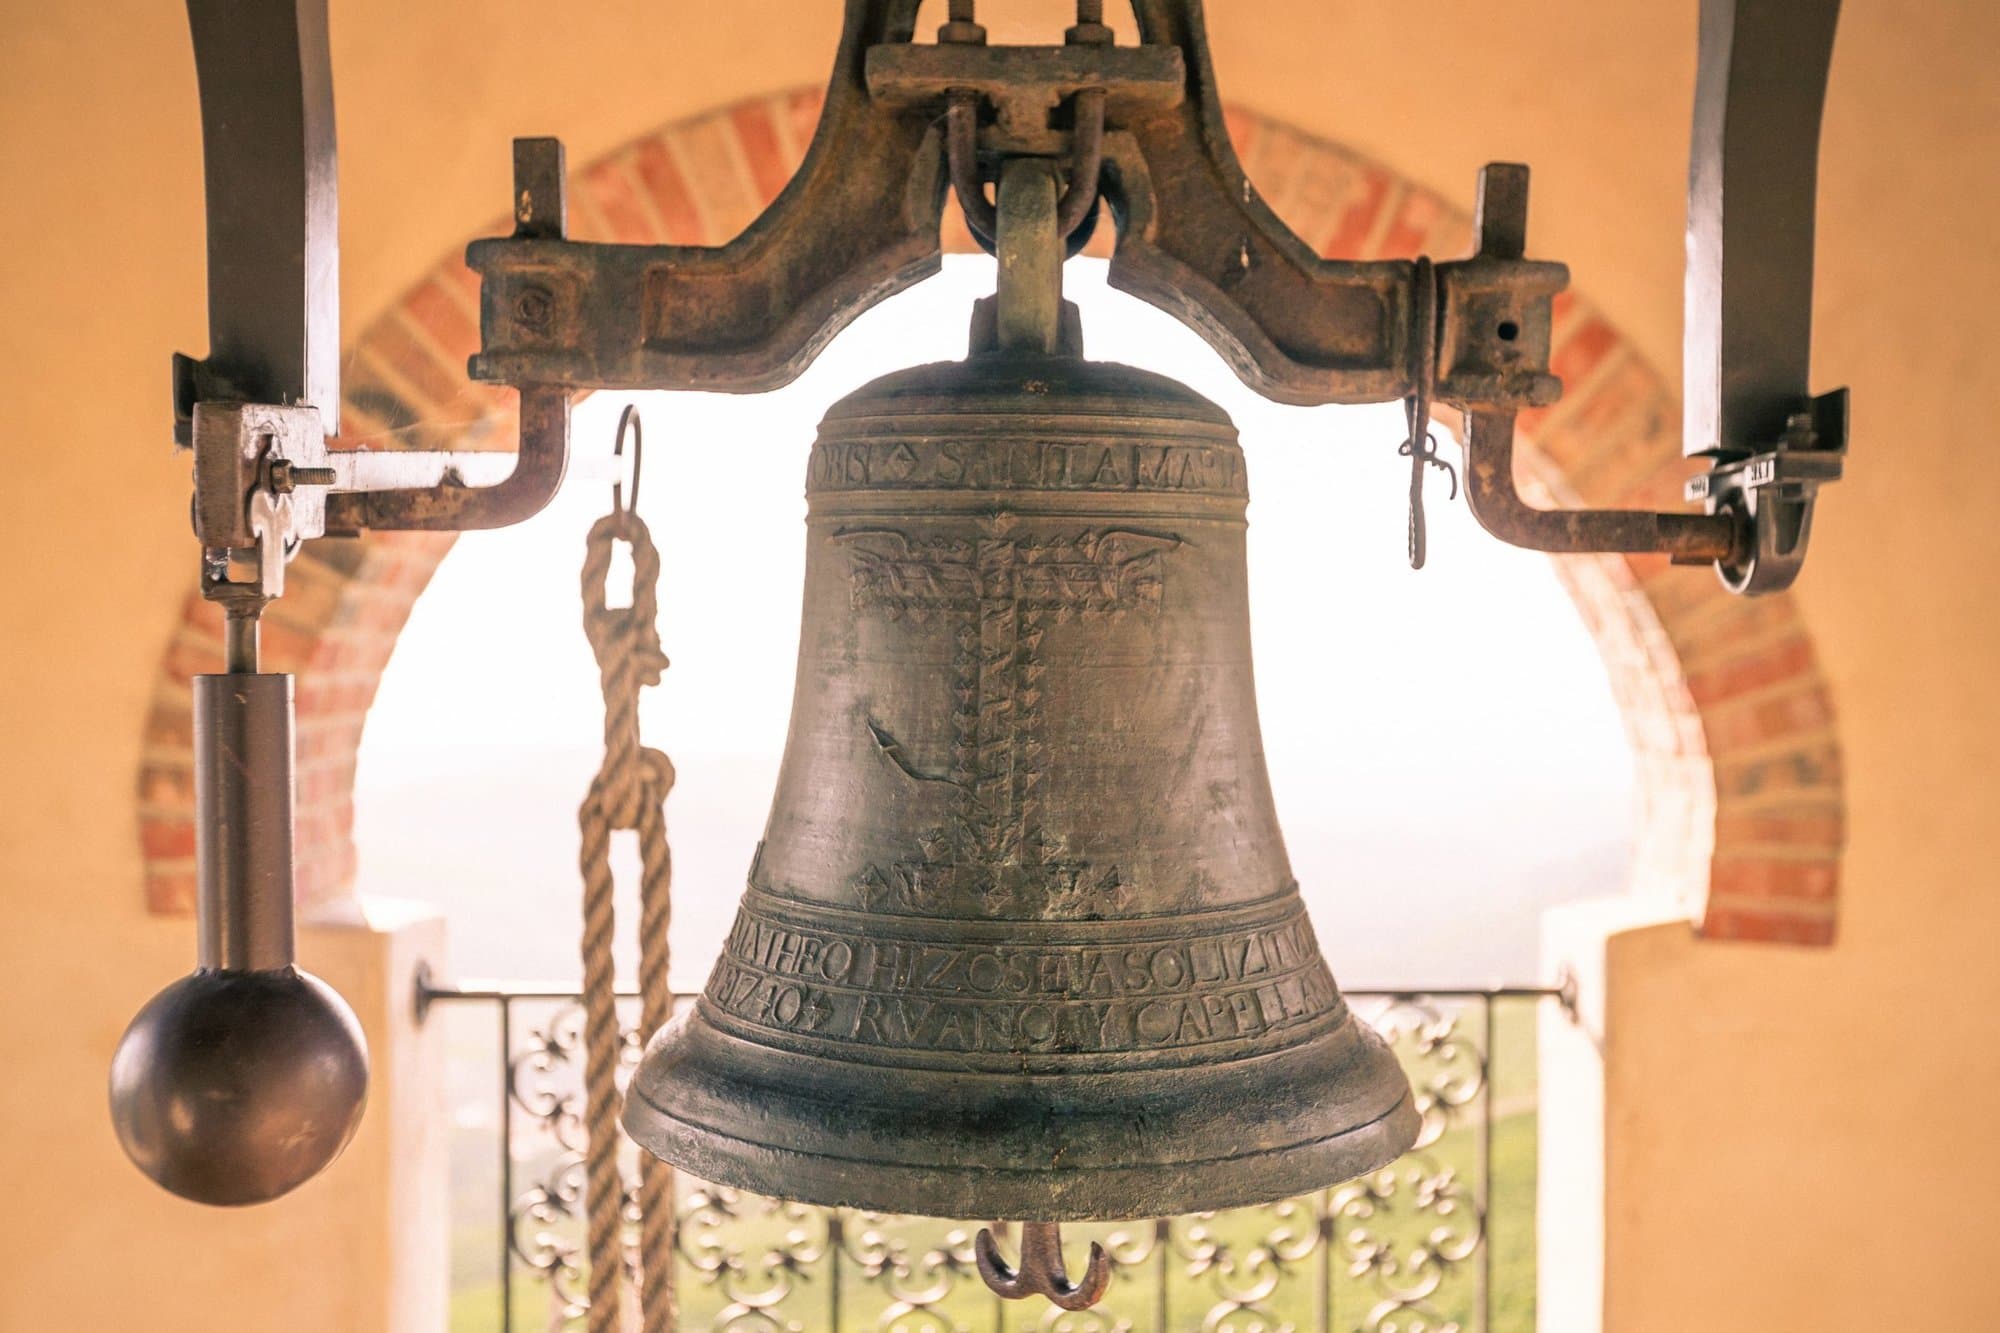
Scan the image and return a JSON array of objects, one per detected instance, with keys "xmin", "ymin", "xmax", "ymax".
[
  {"xmin": 176, "ymin": 0, "xmax": 339, "ymax": 438},
  {"xmin": 1454, "ymin": 167, "xmax": 1740, "ymax": 563},
  {"xmin": 1680, "ymin": 0, "xmax": 1846, "ymax": 592}
]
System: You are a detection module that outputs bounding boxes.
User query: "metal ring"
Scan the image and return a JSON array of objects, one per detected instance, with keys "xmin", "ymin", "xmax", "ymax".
[
  {"xmin": 947, "ymin": 93, "xmax": 1000, "ymax": 244},
  {"xmin": 948, "ymin": 81, "xmax": 1107, "ymax": 257},
  {"xmin": 612, "ymin": 403, "xmax": 643, "ymax": 516},
  {"xmin": 1054, "ymin": 87, "xmax": 1106, "ymax": 238}
]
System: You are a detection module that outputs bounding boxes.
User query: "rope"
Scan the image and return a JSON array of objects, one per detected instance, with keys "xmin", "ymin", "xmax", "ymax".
[{"xmin": 577, "ymin": 504, "xmax": 677, "ymax": 1333}]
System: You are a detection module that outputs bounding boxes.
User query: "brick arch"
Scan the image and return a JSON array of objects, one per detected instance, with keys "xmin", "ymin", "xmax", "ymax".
[{"xmin": 137, "ymin": 88, "xmax": 1843, "ymax": 945}]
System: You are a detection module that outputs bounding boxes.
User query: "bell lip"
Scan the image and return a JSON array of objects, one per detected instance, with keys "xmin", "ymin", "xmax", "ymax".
[{"xmin": 621, "ymin": 1006, "xmax": 1422, "ymax": 1223}]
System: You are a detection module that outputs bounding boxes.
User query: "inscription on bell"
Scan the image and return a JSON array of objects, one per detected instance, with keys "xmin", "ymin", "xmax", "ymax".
[
  {"xmin": 701, "ymin": 901, "xmax": 1343, "ymax": 1057},
  {"xmin": 808, "ymin": 437, "xmax": 1247, "ymax": 497}
]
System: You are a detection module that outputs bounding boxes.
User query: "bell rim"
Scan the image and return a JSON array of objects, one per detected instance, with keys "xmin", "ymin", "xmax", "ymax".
[{"xmin": 622, "ymin": 1005, "xmax": 1421, "ymax": 1223}]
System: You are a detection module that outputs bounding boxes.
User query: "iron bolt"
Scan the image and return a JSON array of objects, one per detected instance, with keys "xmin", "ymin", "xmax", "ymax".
[{"xmin": 269, "ymin": 459, "xmax": 337, "ymax": 492}]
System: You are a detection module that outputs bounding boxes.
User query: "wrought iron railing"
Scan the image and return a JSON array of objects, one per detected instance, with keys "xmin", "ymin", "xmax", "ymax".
[{"xmin": 420, "ymin": 978, "xmax": 1570, "ymax": 1332}]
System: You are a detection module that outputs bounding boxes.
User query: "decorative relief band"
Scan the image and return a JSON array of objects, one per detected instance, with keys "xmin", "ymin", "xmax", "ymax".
[
  {"xmin": 807, "ymin": 437, "xmax": 1247, "ymax": 498},
  {"xmin": 700, "ymin": 893, "xmax": 1344, "ymax": 1059},
  {"xmin": 827, "ymin": 523, "xmax": 1184, "ymax": 921}
]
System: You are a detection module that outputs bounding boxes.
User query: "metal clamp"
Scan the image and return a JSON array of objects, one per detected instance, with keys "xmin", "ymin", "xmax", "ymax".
[
  {"xmin": 1686, "ymin": 389, "xmax": 1846, "ymax": 593},
  {"xmin": 192, "ymin": 402, "xmax": 330, "ymax": 600}
]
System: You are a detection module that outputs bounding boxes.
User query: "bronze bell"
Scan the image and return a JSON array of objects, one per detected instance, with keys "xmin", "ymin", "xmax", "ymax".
[{"xmin": 624, "ymin": 323, "xmax": 1420, "ymax": 1223}]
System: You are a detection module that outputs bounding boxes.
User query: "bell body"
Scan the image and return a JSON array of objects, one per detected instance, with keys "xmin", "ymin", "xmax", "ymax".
[{"xmin": 625, "ymin": 350, "xmax": 1418, "ymax": 1220}]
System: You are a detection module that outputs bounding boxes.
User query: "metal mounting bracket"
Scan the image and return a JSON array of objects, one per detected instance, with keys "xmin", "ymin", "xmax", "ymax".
[
  {"xmin": 180, "ymin": 0, "xmax": 573, "ymax": 555},
  {"xmin": 1678, "ymin": 0, "xmax": 1846, "ymax": 592}
]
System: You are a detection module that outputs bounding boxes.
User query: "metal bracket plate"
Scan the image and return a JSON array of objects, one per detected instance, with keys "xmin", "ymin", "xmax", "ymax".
[{"xmin": 192, "ymin": 402, "xmax": 328, "ymax": 553}]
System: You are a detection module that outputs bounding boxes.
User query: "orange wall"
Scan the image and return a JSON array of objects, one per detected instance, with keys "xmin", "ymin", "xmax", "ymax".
[{"xmin": 2, "ymin": 1, "xmax": 1996, "ymax": 1328}]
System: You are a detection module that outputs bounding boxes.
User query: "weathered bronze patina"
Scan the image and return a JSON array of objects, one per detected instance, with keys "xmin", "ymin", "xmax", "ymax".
[{"xmin": 623, "ymin": 337, "xmax": 1420, "ymax": 1221}]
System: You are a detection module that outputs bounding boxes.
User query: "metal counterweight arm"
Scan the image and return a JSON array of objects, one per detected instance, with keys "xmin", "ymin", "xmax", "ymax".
[
  {"xmin": 1453, "ymin": 1, "xmax": 1845, "ymax": 591},
  {"xmin": 1455, "ymin": 168, "xmax": 1741, "ymax": 564},
  {"xmin": 124, "ymin": 0, "xmax": 588, "ymax": 1214},
  {"xmin": 1463, "ymin": 410, "xmax": 1737, "ymax": 563}
]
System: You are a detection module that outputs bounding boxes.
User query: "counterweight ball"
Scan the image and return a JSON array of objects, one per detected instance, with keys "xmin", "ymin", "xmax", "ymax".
[{"xmin": 109, "ymin": 967, "xmax": 368, "ymax": 1206}]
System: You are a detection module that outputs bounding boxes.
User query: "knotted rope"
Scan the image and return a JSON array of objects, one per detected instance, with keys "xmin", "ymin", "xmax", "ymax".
[{"xmin": 578, "ymin": 485, "xmax": 676, "ymax": 1333}]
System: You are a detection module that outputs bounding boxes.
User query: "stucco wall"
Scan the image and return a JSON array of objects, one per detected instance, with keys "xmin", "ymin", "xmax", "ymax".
[{"xmin": 1, "ymin": 1, "xmax": 1995, "ymax": 1329}]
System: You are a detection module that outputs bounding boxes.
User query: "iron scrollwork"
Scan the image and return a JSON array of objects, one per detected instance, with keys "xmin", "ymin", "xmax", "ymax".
[{"xmin": 473, "ymin": 988, "xmax": 1532, "ymax": 1332}]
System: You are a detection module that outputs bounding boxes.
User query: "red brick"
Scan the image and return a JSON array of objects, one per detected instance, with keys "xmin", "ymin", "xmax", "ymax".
[
  {"xmin": 730, "ymin": 100, "xmax": 793, "ymax": 204},
  {"xmin": 1535, "ymin": 362, "xmax": 1665, "ymax": 476},
  {"xmin": 182, "ymin": 596, "xmax": 225, "ymax": 634},
  {"xmin": 1710, "ymin": 856, "xmax": 1840, "ymax": 902},
  {"xmin": 631, "ymin": 138, "xmax": 705, "ymax": 245},
  {"xmin": 1550, "ymin": 313, "xmax": 1619, "ymax": 388},
  {"xmin": 1685, "ymin": 635, "xmax": 1818, "ymax": 707},
  {"xmin": 256, "ymin": 618, "xmax": 317, "ymax": 673},
  {"xmin": 1700, "ymin": 905, "xmax": 1837, "ymax": 946},
  {"xmin": 1702, "ymin": 682, "xmax": 1837, "ymax": 753},
  {"xmin": 144, "ymin": 698, "xmax": 193, "ymax": 750},
  {"xmin": 1222, "ymin": 104, "xmax": 1259, "ymax": 159},
  {"xmin": 362, "ymin": 316, "xmax": 467, "ymax": 417},
  {"xmin": 582, "ymin": 160, "xmax": 661, "ymax": 245},
  {"xmin": 146, "ymin": 868, "xmax": 198, "ymax": 916},
  {"xmin": 784, "ymin": 88, "xmax": 824, "ymax": 163},
  {"xmin": 1714, "ymin": 810, "xmax": 1844, "ymax": 850},
  {"xmin": 164, "ymin": 632, "xmax": 225, "ymax": 680},
  {"xmin": 1375, "ymin": 188, "xmax": 1447, "ymax": 259},
  {"xmin": 438, "ymin": 255, "xmax": 482, "ymax": 305},
  {"xmin": 138, "ymin": 763, "xmax": 195, "ymax": 809},
  {"xmin": 1712, "ymin": 740, "xmax": 1844, "ymax": 803},
  {"xmin": 1660, "ymin": 592, "xmax": 1802, "ymax": 666},
  {"xmin": 402, "ymin": 276, "xmax": 480, "ymax": 361},
  {"xmin": 1312, "ymin": 162, "xmax": 1392, "ymax": 260},
  {"xmin": 1601, "ymin": 446, "xmax": 1701, "ymax": 510},
  {"xmin": 140, "ymin": 817, "xmax": 196, "ymax": 860}
]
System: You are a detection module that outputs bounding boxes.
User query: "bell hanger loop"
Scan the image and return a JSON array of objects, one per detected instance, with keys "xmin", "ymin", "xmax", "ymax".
[{"xmin": 612, "ymin": 402, "xmax": 644, "ymax": 516}]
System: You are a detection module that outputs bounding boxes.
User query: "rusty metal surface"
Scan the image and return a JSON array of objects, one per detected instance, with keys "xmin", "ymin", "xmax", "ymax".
[
  {"xmin": 1449, "ymin": 169, "xmax": 1739, "ymax": 561},
  {"xmin": 467, "ymin": 0, "xmax": 947, "ymax": 395},
  {"xmin": 623, "ymin": 345, "xmax": 1418, "ymax": 1221},
  {"xmin": 463, "ymin": 0, "xmax": 1561, "ymax": 416},
  {"xmin": 324, "ymin": 385, "xmax": 571, "ymax": 533},
  {"xmin": 1463, "ymin": 409, "xmax": 1738, "ymax": 561},
  {"xmin": 865, "ymin": 41, "xmax": 1184, "ymax": 126}
]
